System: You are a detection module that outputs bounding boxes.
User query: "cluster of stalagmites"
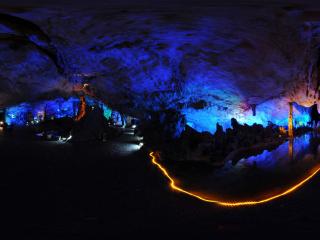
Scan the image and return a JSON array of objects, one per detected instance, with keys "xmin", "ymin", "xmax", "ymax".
[
  {"xmin": 211, "ymin": 119, "xmax": 282, "ymax": 157},
  {"xmin": 2, "ymin": 105, "xmax": 121, "ymax": 142},
  {"xmin": 177, "ymin": 118, "xmax": 286, "ymax": 165},
  {"xmin": 141, "ymin": 110, "xmax": 296, "ymax": 166}
]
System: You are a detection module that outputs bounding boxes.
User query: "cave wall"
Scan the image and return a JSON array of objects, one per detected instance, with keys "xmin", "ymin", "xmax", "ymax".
[{"xmin": 0, "ymin": 5, "xmax": 319, "ymax": 132}]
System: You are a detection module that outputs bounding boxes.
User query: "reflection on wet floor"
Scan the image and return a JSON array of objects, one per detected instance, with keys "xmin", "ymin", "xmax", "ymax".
[{"xmin": 164, "ymin": 133, "xmax": 320, "ymax": 201}]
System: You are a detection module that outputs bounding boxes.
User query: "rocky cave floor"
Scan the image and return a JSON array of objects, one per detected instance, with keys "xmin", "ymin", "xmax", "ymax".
[{"xmin": 1, "ymin": 130, "xmax": 320, "ymax": 238}]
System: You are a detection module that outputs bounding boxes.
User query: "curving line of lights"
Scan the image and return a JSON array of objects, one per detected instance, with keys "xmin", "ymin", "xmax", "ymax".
[{"xmin": 149, "ymin": 151, "xmax": 320, "ymax": 207}]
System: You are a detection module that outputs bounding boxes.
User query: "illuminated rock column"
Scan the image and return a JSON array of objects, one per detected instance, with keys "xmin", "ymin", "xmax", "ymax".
[
  {"xmin": 75, "ymin": 96, "xmax": 86, "ymax": 121},
  {"xmin": 288, "ymin": 102, "xmax": 293, "ymax": 138}
]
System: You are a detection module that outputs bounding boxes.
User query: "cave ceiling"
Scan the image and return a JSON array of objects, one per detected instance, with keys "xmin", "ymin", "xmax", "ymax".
[{"xmin": 1, "ymin": 2, "xmax": 320, "ymax": 132}]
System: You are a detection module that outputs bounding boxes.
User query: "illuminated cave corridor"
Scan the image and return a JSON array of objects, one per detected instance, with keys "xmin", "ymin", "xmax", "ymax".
[{"xmin": 3, "ymin": 0, "xmax": 320, "ymax": 237}]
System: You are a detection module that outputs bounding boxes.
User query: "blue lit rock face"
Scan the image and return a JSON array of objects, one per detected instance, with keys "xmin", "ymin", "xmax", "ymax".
[
  {"xmin": 5, "ymin": 96, "xmax": 112, "ymax": 126},
  {"xmin": 0, "ymin": 6, "xmax": 319, "ymax": 133},
  {"xmin": 0, "ymin": 39, "xmax": 63, "ymax": 106}
]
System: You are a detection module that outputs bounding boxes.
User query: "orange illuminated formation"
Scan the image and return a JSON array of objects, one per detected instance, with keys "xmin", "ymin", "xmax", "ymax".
[
  {"xmin": 75, "ymin": 96, "xmax": 86, "ymax": 121},
  {"xmin": 149, "ymin": 152, "xmax": 320, "ymax": 207},
  {"xmin": 279, "ymin": 126, "xmax": 286, "ymax": 135},
  {"xmin": 288, "ymin": 102, "xmax": 294, "ymax": 138}
]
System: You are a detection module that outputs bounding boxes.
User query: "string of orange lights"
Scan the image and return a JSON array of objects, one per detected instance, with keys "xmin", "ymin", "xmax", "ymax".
[{"xmin": 149, "ymin": 151, "xmax": 320, "ymax": 207}]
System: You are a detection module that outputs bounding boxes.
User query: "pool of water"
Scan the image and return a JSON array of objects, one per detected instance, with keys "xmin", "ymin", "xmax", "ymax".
[{"xmin": 165, "ymin": 133, "xmax": 320, "ymax": 201}]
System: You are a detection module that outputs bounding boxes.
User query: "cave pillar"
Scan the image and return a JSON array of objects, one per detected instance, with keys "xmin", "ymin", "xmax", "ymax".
[
  {"xmin": 75, "ymin": 96, "xmax": 86, "ymax": 121},
  {"xmin": 288, "ymin": 102, "xmax": 294, "ymax": 138}
]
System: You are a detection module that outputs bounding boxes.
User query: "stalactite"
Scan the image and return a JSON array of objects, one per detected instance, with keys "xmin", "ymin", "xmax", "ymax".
[
  {"xmin": 306, "ymin": 62, "xmax": 313, "ymax": 97},
  {"xmin": 315, "ymin": 48, "xmax": 320, "ymax": 98},
  {"xmin": 251, "ymin": 104, "xmax": 256, "ymax": 116}
]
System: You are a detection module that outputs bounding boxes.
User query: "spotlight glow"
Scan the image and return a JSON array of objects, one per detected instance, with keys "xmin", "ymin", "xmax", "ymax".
[
  {"xmin": 66, "ymin": 135, "xmax": 72, "ymax": 141},
  {"xmin": 149, "ymin": 151, "xmax": 320, "ymax": 207},
  {"xmin": 59, "ymin": 134, "xmax": 72, "ymax": 142}
]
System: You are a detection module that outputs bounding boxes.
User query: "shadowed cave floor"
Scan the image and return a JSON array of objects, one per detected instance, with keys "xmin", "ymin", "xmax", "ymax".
[{"xmin": 1, "ymin": 131, "xmax": 320, "ymax": 238}]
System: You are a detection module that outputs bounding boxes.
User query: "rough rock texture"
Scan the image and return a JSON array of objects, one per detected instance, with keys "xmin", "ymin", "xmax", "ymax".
[{"xmin": 1, "ymin": 4, "xmax": 320, "ymax": 132}]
